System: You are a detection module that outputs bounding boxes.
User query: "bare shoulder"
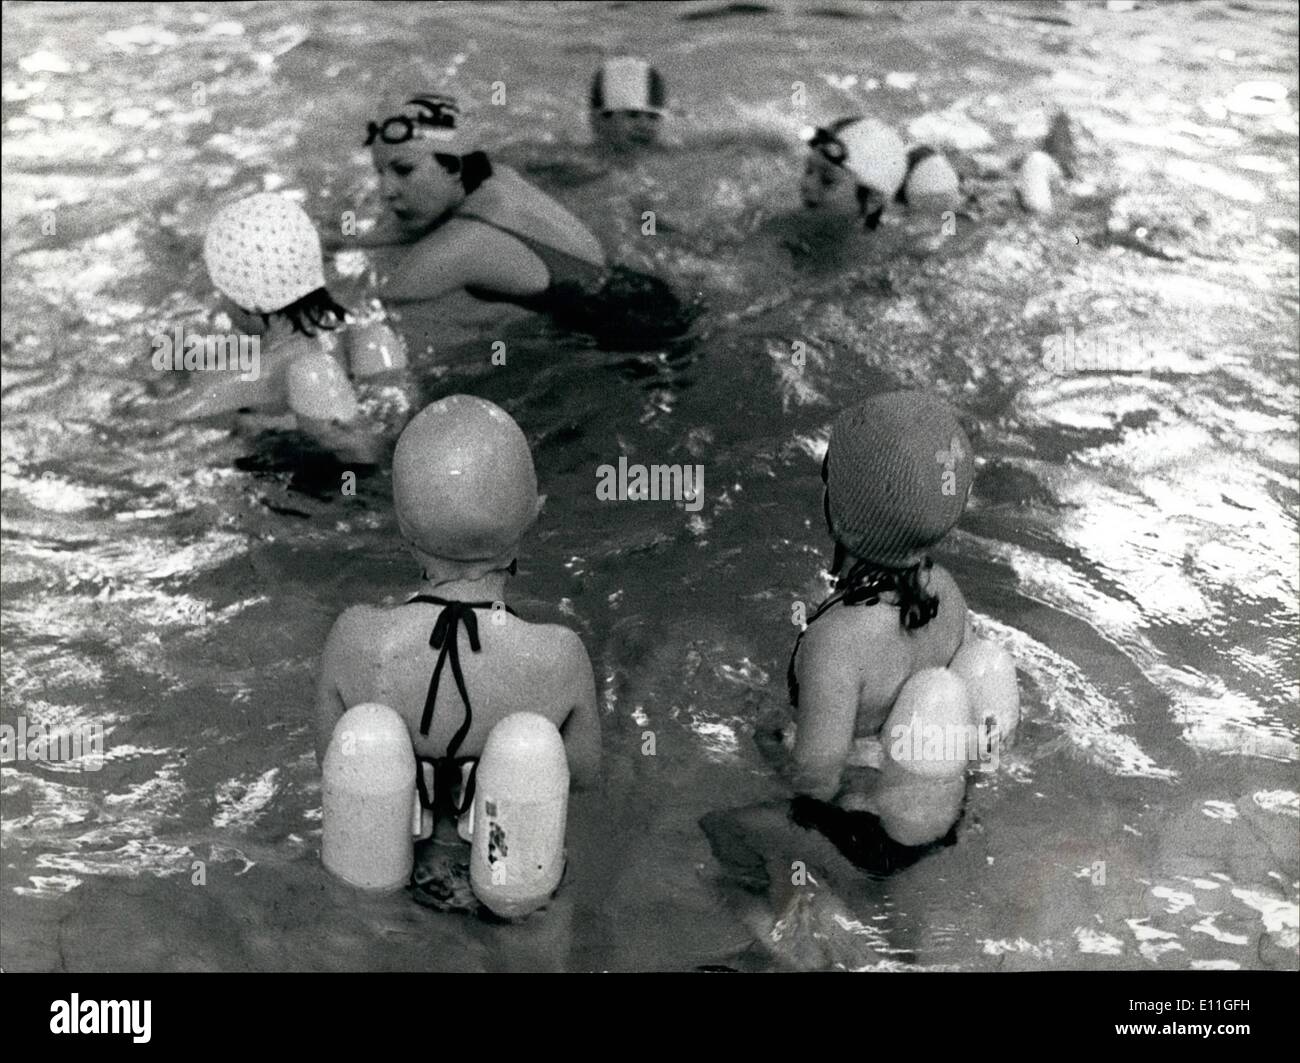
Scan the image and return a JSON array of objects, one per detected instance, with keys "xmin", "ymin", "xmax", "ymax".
[
  {"xmin": 797, "ymin": 600, "xmax": 912, "ymax": 716},
  {"xmin": 323, "ymin": 604, "xmax": 387, "ymax": 660},
  {"xmin": 505, "ymin": 619, "xmax": 588, "ymax": 679},
  {"xmin": 533, "ymin": 622, "xmax": 592, "ymax": 667},
  {"xmin": 801, "ymin": 598, "xmax": 898, "ymax": 656},
  {"xmin": 441, "ymin": 217, "xmax": 536, "ymax": 281}
]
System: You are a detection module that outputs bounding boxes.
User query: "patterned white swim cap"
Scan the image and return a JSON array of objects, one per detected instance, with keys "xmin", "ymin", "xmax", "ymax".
[{"xmin": 203, "ymin": 193, "xmax": 325, "ymax": 313}]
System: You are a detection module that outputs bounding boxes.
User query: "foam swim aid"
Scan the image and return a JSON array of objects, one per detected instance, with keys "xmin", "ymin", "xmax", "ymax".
[
  {"xmin": 322, "ymin": 702, "xmax": 428, "ymax": 891},
  {"xmin": 347, "ymin": 320, "xmax": 408, "ymax": 378},
  {"xmin": 1016, "ymin": 150, "xmax": 1063, "ymax": 214},
  {"xmin": 872, "ymin": 668, "xmax": 972, "ymax": 846},
  {"xmin": 902, "ymin": 150, "xmax": 961, "ymax": 213},
  {"xmin": 287, "ymin": 352, "xmax": 360, "ymax": 422},
  {"xmin": 469, "ymin": 712, "xmax": 569, "ymax": 919},
  {"xmin": 950, "ymin": 637, "xmax": 1020, "ymax": 749}
]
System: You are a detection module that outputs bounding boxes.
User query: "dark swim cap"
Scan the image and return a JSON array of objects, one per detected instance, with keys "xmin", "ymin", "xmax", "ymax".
[{"xmin": 824, "ymin": 392, "xmax": 973, "ymax": 567}]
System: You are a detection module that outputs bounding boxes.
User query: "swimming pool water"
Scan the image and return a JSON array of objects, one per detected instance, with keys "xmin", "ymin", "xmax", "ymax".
[{"xmin": 1, "ymin": 0, "xmax": 1297, "ymax": 971}]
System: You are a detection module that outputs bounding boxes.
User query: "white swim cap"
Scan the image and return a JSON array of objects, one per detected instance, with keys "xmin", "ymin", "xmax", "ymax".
[
  {"xmin": 591, "ymin": 56, "xmax": 666, "ymax": 115},
  {"xmin": 832, "ymin": 118, "xmax": 908, "ymax": 199},
  {"xmin": 367, "ymin": 94, "xmax": 478, "ymax": 155},
  {"xmin": 203, "ymin": 193, "xmax": 325, "ymax": 314},
  {"xmin": 393, "ymin": 395, "xmax": 540, "ymax": 569}
]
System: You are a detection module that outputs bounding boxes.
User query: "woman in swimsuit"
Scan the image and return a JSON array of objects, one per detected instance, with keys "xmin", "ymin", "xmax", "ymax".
[{"xmin": 325, "ymin": 94, "xmax": 694, "ymax": 351}]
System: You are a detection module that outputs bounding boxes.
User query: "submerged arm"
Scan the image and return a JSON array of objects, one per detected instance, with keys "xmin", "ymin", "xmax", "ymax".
[{"xmin": 146, "ymin": 365, "xmax": 283, "ymax": 421}]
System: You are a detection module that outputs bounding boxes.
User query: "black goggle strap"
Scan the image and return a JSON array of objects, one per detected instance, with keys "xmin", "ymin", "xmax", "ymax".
[
  {"xmin": 365, "ymin": 116, "xmax": 409, "ymax": 146},
  {"xmin": 365, "ymin": 99, "xmax": 459, "ymax": 146},
  {"xmin": 807, "ymin": 126, "xmax": 848, "ymax": 165},
  {"xmin": 406, "ymin": 95, "xmax": 459, "ymax": 121}
]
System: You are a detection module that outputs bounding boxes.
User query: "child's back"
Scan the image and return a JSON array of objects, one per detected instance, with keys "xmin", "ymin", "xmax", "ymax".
[
  {"xmin": 314, "ymin": 393, "xmax": 600, "ymax": 789},
  {"xmin": 792, "ymin": 562, "xmax": 968, "ymax": 740},
  {"xmin": 789, "ymin": 392, "xmax": 1020, "ymax": 849},
  {"xmin": 319, "ymin": 598, "xmax": 595, "ymax": 775}
]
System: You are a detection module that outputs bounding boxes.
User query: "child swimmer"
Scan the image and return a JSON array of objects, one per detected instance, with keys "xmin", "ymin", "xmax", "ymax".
[
  {"xmin": 327, "ymin": 94, "xmax": 695, "ymax": 351},
  {"xmin": 787, "ymin": 392, "xmax": 1019, "ymax": 857},
  {"xmin": 800, "ymin": 117, "xmax": 910, "ymax": 229},
  {"xmin": 738, "ymin": 117, "xmax": 922, "ymax": 275},
  {"xmin": 738, "ymin": 117, "xmax": 967, "ymax": 278},
  {"xmin": 315, "ymin": 395, "xmax": 601, "ymax": 914},
  {"xmin": 589, "ymin": 56, "xmax": 668, "ymax": 154},
  {"xmin": 585, "ymin": 56, "xmax": 791, "ymax": 160},
  {"xmin": 150, "ymin": 193, "xmax": 409, "ymax": 465}
]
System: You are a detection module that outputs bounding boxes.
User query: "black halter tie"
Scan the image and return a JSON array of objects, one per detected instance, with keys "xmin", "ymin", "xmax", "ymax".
[{"xmin": 406, "ymin": 593, "xmax": 517, "ymax": 817}]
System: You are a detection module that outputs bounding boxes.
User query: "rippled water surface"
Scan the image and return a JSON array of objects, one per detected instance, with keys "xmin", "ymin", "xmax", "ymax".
[{"xmin": 2, "ymin": 0, "xmax": 1297, "ymax": 971}]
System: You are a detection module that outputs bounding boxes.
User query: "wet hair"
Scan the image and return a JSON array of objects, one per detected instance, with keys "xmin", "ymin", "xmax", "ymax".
[
  {"xmin": 831, "ymin": 549, "xmax": 941, "ymax": 631},
  {"xmin": 433, "ymin": 151, "xmax": 492, "ymax": 195},
  {"xmin": 257, "ymin": 287, "xmax": 351, "ymax": 337}
]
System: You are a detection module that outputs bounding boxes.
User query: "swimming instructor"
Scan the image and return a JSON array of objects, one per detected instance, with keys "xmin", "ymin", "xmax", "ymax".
[{"xmin": 328, "ymin": 93, "xmax": 694, "ymax": 351}]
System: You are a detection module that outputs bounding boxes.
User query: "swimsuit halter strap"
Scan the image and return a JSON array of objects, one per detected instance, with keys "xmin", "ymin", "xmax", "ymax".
[
  {"xmin": 785, "ymin": 564, "xmax": 918, "ymax": 708},
  {"xmin": 405, "ymin": 594, "xmax": 517, "ymax": 816},
  {"xmin": 786, "ymin": 589, "xmax": 849, "ymax": 710}
]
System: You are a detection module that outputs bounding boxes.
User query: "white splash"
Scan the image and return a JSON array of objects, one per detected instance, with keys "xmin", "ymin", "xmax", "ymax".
[{"xmin": 212, "ymin": 768, "xmax": 281, "ymax": 829}]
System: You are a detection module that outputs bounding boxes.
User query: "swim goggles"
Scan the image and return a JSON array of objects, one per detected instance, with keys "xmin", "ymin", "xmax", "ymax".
[
  {"xmin": 365, "ymin": 95, "xmax": 460, "ymax": 146},
  {"xmin": 806, "ymin": 126, "xmax": 848, "ymax": 165}
]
